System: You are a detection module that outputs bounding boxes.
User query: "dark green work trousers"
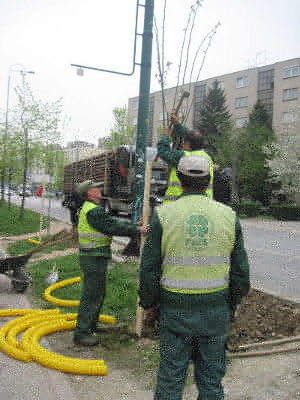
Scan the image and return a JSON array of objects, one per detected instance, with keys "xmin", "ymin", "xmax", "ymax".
[
  {"xmin": 154, "ymin": 323, "xmax": 226, "ymax": 400},
  {"xmin": 74, "ymin": 255, "xmax": 108, "ymax": 339}
]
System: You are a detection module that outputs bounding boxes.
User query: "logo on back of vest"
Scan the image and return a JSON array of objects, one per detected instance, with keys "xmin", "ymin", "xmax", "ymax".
[{"xmin": 185, "ymin": 215, "xmax": 208, "ymax": 247}]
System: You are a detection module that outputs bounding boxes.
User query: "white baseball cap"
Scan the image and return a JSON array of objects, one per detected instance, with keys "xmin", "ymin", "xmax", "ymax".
[{"xmin": 177, "ymin": 155, "xmax": 210, "ymax": 177}]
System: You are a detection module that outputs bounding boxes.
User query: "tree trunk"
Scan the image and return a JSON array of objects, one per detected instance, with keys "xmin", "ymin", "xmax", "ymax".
[{"xmin": 19, "ymin": 127, "xmax": 29, "ymax": 221}]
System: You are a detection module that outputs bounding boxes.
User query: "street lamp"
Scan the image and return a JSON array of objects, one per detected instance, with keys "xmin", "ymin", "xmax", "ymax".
[{"xmin": 1, "ymin": 64, "xmax": 35, "ymax": 202}]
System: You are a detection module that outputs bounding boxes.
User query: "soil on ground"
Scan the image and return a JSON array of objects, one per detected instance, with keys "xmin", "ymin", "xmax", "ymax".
[
  {"xmin": 143, "ymin": 288, "xmax": 300, "ymax": 350},
  {"xmin": 227, "ymin": 288, "xmax": 300, "ymax": 349}
]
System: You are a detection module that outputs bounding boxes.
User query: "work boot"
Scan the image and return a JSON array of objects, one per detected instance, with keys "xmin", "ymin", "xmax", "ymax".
[
  {"xmin": 73, "ymin": 334, "xmax": 100, "ymax": 346},
  {"xmin": 92, "ymin": 326, "xmax": 110, "ymax": 334}
]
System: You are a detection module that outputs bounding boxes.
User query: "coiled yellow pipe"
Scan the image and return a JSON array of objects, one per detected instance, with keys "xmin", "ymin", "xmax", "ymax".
[
  {"xmin": 0, "ymin": 276, "xmax": 117, "ymax": 375},
  {"xmin": 44, "ymin": 276, "xmax": 81, "ymax": 307},
  {"xmin": 0, "ymin": 309, "xmax": 60, "ymax": 362},
  {"xmin": 22, "ymin": 318, "xmax": 108, "ymax": 375}
]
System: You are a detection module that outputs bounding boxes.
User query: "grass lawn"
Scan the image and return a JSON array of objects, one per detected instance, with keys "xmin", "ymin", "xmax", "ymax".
[
  {"xmin": 7, "ymin": 235, "xmax": 73, "ymax": 256},
  {"xmin": 0, "ymin": 201, "xmax": 48, "ymax": 236}
]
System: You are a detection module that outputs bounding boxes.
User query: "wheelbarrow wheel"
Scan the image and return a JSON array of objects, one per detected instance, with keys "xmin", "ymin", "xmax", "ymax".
[{"xmin": 11, "ymin": 279, "xmax": 29, "ymax": 293}]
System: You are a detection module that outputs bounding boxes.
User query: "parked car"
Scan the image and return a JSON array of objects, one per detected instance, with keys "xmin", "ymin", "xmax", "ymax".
[{"xmin": 17, "ymin": 187, "xmax": 31, "ymax": 197}]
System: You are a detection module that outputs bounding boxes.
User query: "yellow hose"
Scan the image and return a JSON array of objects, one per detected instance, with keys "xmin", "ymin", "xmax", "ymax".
[
  {"xmin": 28, "ymin": 238, "xmax": 40, "ymax": 245},
  {"xmin": 0, "ymin": 276, "xmax": 117, "ymax": 375},
  {"xmin": 6, "ymin": 310, "xmax": 63, "ymax": 349},
  {"xmin": 22, "ymin": 318, "xmax": 108, "ymax": 375},
  {"xmin": 44, "ymin": 276, "xmax": 81, "ymax": 307},
  {"xmin": 0, "ymin": 310, "xmax": 60, "ymax": 362}
]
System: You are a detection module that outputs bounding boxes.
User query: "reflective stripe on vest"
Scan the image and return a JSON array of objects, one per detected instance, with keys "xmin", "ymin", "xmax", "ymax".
[
  {"xmin": 157, "ymin": 195, "xmax": 235, "ymax": 294},
  {"xmin": 78, "ymin": 201, "xmax": 112, "ymax": 249},
  {"xmin": 163, "ymin": 150, "xmax": 214, "ymax": 204}
]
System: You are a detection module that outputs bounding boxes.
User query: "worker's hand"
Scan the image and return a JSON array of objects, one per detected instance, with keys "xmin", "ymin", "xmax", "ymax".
[
  {"xmin": 140, "ymin": 225, "xmax": 148, "ymax": 236},
  {"xmin": 137, "ymin": 216, "xmax": 143, "ymax": 226},
  {"xmin": 161, "ymin": 127, "xmax": 171, "ymax": 136},
  {"xmin": 144, "ymin": 305, "xmax": 160, "ymax": 326},
  {"xmin": 169, "ymin": 112, "xmax": 180, "ymax": 126}
]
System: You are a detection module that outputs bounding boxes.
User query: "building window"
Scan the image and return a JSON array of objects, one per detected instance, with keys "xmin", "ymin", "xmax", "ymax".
[
  {"xmin": 132, "ymin": 117, "xmax": 137, "ymax": 126},
  {"xmin": 283, "ymin": 88, "xmax": 298, "ymax": 101},
  {"xmin": 159, "ymin": 111, "xmax": 168, "ymax": 121},
  {"xmin": 258, "ymin": 69, "xmax": 274, "ymax": 91},
  {"xmin": 194, "ymin": 84, "xmax": 206, "ymax": 103},
  {"xmin": 235, "ymin": 118, "xmax": 248, "ymax": 128},
  {"xmin": 235, "ymin": 96, "xmax": 248, "ymax": 108},
  {"xmin": 236, "ymin": 76, "xmax": 249, "ymax": 88},
  {"xmin": 282, "ymin": 112, "xmax": 296, "ymax": 123},
  {"xmin": 283, "ymin": 65, "xmax": 299, "ymax": 79},
  {"xmin": 133, "ymin": 101, "xmax": 139, "ymax": 110}
]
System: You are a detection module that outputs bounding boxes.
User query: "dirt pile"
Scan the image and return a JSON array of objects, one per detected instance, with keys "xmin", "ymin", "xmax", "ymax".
[
  {"xmin": 227, "ymin": 288, "xmax": 300, "ymax": 349},
  {"xmin": 143, "ymin": 288, "xmax": 300, "ymax": 349}
]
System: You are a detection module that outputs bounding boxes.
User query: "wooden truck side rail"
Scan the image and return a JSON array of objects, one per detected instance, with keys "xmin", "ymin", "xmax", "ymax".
[{"xmin": 63, "ymin": 151, "xmax": 114, "ymax": 195}]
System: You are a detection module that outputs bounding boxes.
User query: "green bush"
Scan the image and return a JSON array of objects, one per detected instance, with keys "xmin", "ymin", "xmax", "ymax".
[
  {"xmin": 269, "ymin": 205, "xmax": 300, "ymax": 221},
  {"xmin": 232, "ymin": 201, "xmax": 262, "ymax": 217}
]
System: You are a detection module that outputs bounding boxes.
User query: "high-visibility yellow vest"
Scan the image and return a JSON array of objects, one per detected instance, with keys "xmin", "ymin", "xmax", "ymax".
[
  {"xmin": 157, "ymin": 195, "xmax": 235, "ymax": 294},
  {"xmin": 163, "ymin": 150, "xmax": 214, "ymax": 204},
  {"xmin": 78, "ymin": 201, "xmax": 112, "ymax": 249}
]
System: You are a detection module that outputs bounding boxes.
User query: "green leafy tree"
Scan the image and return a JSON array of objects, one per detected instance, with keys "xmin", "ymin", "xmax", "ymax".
[
  {"xmin": 105, "ymin": 106, "xmax": 136, "ymax": 150},
  {"xmin": 11, "ymin": 74, "xmax": 63, "ymax": 220},
  {"xmin": 267, "ymin": 110, "xmax": 300, "ymax": 203},
  {"xmin": 197, "ymin": 79, "xmax": 232, "ymax": 157}
]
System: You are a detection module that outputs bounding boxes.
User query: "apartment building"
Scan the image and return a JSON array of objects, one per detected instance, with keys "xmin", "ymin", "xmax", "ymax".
[
  {"xmin": 63, "ymin": 140, "xmax": 104, "ymax": 164},
  {"xmin": 128, "ymin": 57, "xmax": 300, "ymax": 146}
]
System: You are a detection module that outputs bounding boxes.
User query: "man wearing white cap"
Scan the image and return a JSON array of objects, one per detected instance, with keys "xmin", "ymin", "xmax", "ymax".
[
  {"xmin": 139, "ymin": 156, "xmax": 250, "ymax": 399},
  {"xmin": 73, "ymin": 180, "xmax": 147, "ymax": 346}
]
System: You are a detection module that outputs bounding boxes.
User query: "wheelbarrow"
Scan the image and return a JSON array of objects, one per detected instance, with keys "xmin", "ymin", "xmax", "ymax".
[{"xmin": 0, "ymin": 230, "xmax": 75, "ymax": 293}]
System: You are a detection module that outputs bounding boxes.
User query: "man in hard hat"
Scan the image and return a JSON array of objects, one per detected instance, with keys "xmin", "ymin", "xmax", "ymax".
[
  {"xmin": 73, "ymin": 180, "xmax": 147, "ymax": 346},
  {"xmin": 139, "ymin": 155, "xmax": 250, "ymax": 399},
  {"xmin": 157, "ymin": 112, "xmax": 214, "ymax": 202}
]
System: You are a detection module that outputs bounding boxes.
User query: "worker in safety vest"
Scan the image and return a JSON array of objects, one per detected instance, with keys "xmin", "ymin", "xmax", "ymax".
[
  {"xmin": 139, "ymin": 155, "xmax": 250, "ymax": 400},
  {"xmin": 73, "ymin": 180, "xmax": 147, "ymax": 346},
  {"xmin": 157, "ymin": 112, "xmax": 214, "ymax": 203}
]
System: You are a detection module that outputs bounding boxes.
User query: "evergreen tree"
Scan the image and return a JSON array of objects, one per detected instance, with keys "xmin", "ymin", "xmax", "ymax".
[
  {"xmin": 249, "ymin": 100, "xmax": 272, "ymax": 129},
  {"xmin": 239, "ymin": 101, "xmax": 276, "ymax": 204},
  {"xmin": 197, "ymin": 79, "xmax": 232, "ymax": 157}
]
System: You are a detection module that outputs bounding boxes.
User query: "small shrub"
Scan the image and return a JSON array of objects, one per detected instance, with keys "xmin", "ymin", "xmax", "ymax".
[
  {"xmin": 232, "ymin": 201, "xmax": 262, "ymax": 217},
  {"xmin": 269, "ymin": 205, "xmax": 300, "ymax": 221}
]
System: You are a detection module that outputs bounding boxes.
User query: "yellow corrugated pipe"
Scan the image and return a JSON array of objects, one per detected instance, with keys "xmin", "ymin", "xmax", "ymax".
[
  {"xmin": 0, "ymin": 308, "xmax": 115, "ymax": 374},
  {"xmin": 0, "ymin": 309, "xmax": 60, "ymax": 362},
  {"xmin": 22, "ymin": 318, "xmax": 108, "ymax": 375},
  {"xmin": 44, "ymin": 276, "xmax": 81, "ymax": 307},
  {"xmin": 0, "ymin": 275, "xmax": 117, "ymax": 375}
]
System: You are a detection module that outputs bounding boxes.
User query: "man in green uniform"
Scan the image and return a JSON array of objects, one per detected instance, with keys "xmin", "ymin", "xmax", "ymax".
[
  {"xmin": 157, "ymin": 112, "xmax": 214, "ymax": 202},
  {"xmin": 139, "ymin": 155, "xmax": 250, "ymax": 399},
  {"xmin": 73, "ymin": 180, "xmax": 147, "ymax": 346}
]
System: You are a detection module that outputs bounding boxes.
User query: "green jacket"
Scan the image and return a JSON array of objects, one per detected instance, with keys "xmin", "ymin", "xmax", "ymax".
[
  {"xmin": 79, "ymin": 201, "xmax": 140, "ymax": 258},
  {"xmin": 157, "ymin": 122, "xmax": 212, "ymax": 168},
  {"xmin": 139, "ymin": 192, "xmax": 250, "ymax": 336}
]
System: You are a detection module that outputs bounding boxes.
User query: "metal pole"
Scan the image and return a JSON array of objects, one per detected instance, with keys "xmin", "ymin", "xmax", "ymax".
[{"xmin": 132, "ymin": 0, "xmax": 154, "ymax": 223}]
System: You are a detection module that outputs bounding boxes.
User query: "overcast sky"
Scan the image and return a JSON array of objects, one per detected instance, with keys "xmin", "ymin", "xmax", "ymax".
[{"xmin": 0, "ymin": 0, "xmax": 299, "ymax": 146}]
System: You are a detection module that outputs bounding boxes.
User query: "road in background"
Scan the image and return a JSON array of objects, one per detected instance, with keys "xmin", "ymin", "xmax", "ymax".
[
  {"xmin": 5, "ymin": 194, "xmax": 300, "ymax": 304},
  {"xmin": 241, "ymin": 219, "xmax": 300, "ymax": 304}
]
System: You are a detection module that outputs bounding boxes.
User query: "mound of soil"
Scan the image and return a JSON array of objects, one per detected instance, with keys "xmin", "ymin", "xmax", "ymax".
[
  {"xmin": 142, "ymin": 288, "xmax": 300, "ymax": 349},
  {"xmin": 227, "ymin": 288, "xmax": 300, "ymax": 349}
]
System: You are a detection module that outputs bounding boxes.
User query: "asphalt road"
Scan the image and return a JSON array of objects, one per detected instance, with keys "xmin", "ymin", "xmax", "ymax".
[{"xmin": 5, "ymin": 194, "xmax": 300, "ymax": 304}]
